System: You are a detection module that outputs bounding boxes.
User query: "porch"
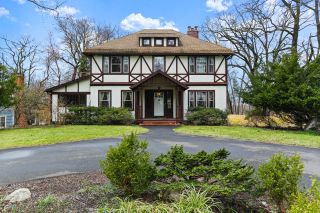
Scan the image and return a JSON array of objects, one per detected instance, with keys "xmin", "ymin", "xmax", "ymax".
[{"xmin": 130, "ymin": 71, "xmax": 188, "ymax": 125}]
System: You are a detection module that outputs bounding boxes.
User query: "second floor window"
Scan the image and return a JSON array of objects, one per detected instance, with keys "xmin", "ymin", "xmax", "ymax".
[
  {"xmin": 142, "ymin": 38, "xmax": 151, "ymax": 46},
  {"xmin": 103, "ymin": 56, "xmax": 109, "ymax": 73},
  {"xmin": 189, "ymin": 57, "xmax": 195, "ymax": 73},
  {"xmin": 153, "ymin": 56, "xmax": 165, "ymax": 72},
  {"xmin": 155, "ymin": 38, "xmax": 163, "ymax": 46},
  {"xmin": 123, "ymin": 56, "xmax": 129, "ymax": 73},
  {"xmin": 111, "ymin": 56, "xmax": 122, "ymax": 73},
  {"xmin": 167, "ymin": 38, "xmax": 176, "ymax": 46},
  {"xmin": 196, "ymin": 57, "xmax": 207, "ymax": 73}
]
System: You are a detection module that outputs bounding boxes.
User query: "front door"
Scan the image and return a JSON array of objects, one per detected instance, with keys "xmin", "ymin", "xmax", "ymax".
[
  {"xmin": 154, "ymin": 91, "xmax": 164, "ymax": 116},
  {"xmin": 145, "ymin": 90, "xmax": 173, "ymax": 118}
]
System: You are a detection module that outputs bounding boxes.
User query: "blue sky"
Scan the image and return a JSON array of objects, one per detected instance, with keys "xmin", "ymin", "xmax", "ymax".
[{"xmin": 0, "ymin": 0, "xmax": 234, "ymax": 42}]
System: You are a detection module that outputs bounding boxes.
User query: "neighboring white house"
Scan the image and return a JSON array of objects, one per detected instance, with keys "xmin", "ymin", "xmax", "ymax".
[{"xmin": 46, "ymin": 27, "xmax": 233, "ymax": 124}]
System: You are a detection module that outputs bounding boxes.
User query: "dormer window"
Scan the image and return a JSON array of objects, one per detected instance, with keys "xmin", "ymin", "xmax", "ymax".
[
  {"xmin": 154, "ymin": 38, "xmax": 164, "ymax": 46},
  {"xmin": 167, "ymin": 38, "xmax": 176, "ymax": 46},
  {"xmin": 142, "ymin": 38, "xmax": 151, "ymax": 46}
]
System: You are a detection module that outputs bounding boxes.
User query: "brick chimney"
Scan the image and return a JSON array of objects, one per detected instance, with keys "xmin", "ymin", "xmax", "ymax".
[
  {"xmin": 15, "ymin": 73, "xmax": 28, "ymax": 128},
  {"xmin": 187, "ymin": 26, "xmax": 199, "ymax": 38}
]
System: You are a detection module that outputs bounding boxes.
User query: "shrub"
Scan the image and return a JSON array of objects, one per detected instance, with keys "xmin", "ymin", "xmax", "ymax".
[
  {"xmin": 100, "ymin": 133, "xmax": 155, "ymax": 196},
  {"xmin": 64, "ymin": 106, "xmax": 133, "ymax": 125},
  {"xmin": 257, "ymin": 153, "xmax": 304, "ymax": 212},
  {"xmin": 186, "ymin": 107, "xmax": 228, "ymax": 125},
  {"xmin": 154, "ymin": 145, "xmax": 255, "ymax": 196},
  {"xmin": 288, "ymin": 178, "xmax": 320, "ymax": 213},
  {"xmin": 99, "ymin": 107, "xmax": 133, "ymax": 125}
]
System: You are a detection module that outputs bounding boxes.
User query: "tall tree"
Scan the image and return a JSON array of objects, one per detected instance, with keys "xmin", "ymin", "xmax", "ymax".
[
  {"xmin": 0, "ymin": 36, "xmax": 39, "ymax": 87},
  {"xmin": 0, "ymin": 64, "xmax": 18, "ymax": 109},
  {"xmin": 55, "ymin": 16, "xmax": 117, "ymax": 79}
]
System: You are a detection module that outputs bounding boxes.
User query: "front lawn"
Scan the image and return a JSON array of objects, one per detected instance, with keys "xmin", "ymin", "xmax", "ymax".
[
  {"xmin": 174, "ymin": 126, "xmax": 320, "ymax": 148},
  {"xmin": 0, "ymin": 125, "xmax": 148, "ymax": 150}
]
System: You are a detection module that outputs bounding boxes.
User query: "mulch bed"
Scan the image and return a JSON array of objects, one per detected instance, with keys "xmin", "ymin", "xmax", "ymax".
[{"xmin": 0, "ymin": 171, "xmax": 108, "ymax": 212}]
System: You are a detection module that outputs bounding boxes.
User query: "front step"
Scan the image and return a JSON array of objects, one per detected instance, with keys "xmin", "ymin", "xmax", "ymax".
[{"xmin": 140, "ymin": 120, "xmax": 180, "ymax": 126}]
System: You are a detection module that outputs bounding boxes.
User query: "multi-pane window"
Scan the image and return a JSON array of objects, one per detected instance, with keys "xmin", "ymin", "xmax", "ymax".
[
  {"xmin": 189, "ymin": 91, "xmax": 196, "ymax": 109},
  {"xmin": 123, "ymin": 56, "xmax": 129, "ymax": 73},
  {"xmin": 208, "ymin": 91, "xmax": 215, "ymax": 108},
  {"xmin": 167, "ymin": 38, "xmax": 176, "ymax": 46},
  {"xmin": 208, "ymin": 56, "xmax": 214, "ymax": 73},
  {"xmin": 103, "ymin": 56, "xmax": 109, "ymax": 73},
  {"xmin": 196, "ymin": 91, "xmax": 207, "ymax": 107},
  {"xmin": 189, "ymin": 57, "xmax": 195, "ymax": 73},
  {"xmin": 0, "ymin": 116, "xmax": 5, "ymax": 128},
  {"xmin": 155, "ymin": 38, "xmax": 164, "ymax": 46},
  {"xmin": 188, "ymin": 91, "xmax": 215, "ymax": 109},
  {"xmin": 111, "ymin": 56, "xmax": 122, "ymax": 73},
  {"xmin": 142, "ymin": 38, "xmax": 151, "ymax": 46},
  {"xmin": 99, "ymin": 91, "xmax": 111, "ymax": 108},
  {"xmin": 59, "ymin": 94, "xmax": 87, "ymax": 106},
  {"xmin": 189, "ymin": 56, "xmax": 216, "ymax": 74},
  {"xmin": 196, "ymin": 57, "xmax": 207, "ymax": 73},
  {"xmin": 154, "ymin": 56, "xmax": 165, "ymax": 72},
  {"xmin": 122, "ymin": 91, "xmax": 133, "ymax": 110}
]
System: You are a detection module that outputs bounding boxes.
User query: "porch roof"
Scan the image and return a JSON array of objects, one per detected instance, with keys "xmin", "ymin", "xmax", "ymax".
[{"xmin": 130, "ymin": 70, "xmax": 188, "ymax": 90}]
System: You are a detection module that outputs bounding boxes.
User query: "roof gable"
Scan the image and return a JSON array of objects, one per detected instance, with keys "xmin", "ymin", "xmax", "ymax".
[
  {"xmin": 130, "ymin": 71, "xmax": 188, "ymax": 90},
  {"xmin": 84, "ymin": 29, "xmax": 233, "ymax": 55}
]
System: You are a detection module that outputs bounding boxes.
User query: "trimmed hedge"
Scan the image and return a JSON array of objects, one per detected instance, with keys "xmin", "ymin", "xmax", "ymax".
[
  {"xmin": 186, "ymin": 107, "xmax": 228, "ymax": 125},
  {"xmin": 64, "ymin": 106, "xmax": 133, "ymax": 125}
]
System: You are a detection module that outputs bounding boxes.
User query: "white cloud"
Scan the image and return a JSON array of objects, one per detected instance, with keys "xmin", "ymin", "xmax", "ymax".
[
  {"xmin": 0, "ymin": 7, "xmax": 10, "ymax": 17},
  {"xmin": 36, "ymin": 6, "xmax": 79, "ymax": 16},
  {"xmin": 206, "ymin": 0, "xmax": 232, "ymax": 12},
  {"xmin": 120, "ymin": 13, "xmax": 179, "ymax": 32}
]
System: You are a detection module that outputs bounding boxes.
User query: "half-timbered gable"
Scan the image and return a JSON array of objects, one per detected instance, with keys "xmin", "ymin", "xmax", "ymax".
[{"xmin": 46, "ymin": 27, "xmax": 233, "ymax": 124}]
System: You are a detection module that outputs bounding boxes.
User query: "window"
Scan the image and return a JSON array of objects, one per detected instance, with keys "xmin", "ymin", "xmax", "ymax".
[
  {"xmin": 153, "ymin": 56, "xmax": 165, "ymax": 72},
  {"xmin": 155, "ymin": 38, "xmax": 163, "ymax": 46},
  {"xmin": 103, "ymin": 56, "xmax": 109, "ymax": 73},
  {"xmin": 189, "ymin": 91, "xmax": 195, "ymax": 109},
  {"xmin": 196, "ymin": 91, "xmax": 207, "ymax": 107},
  {"xmin": 99, "ymin": 91, "xmax": 111, "ymax": 108},
  {"xmin": 196, "ymin": 57, "xmax": 207, "ymax": 73},
  {"xmin": 189, "ymin": 57, "xmax": 195, "ymax": 73},
  {"xmin": 111, "ymin": 56, "xmax": 122, "ymax": 73},
  {"xmin": 122, "ymin": 91, "xmax": 133, "ymax": 110},
  {"xmin": 188, "ymin": 91, "xmax": 215, "ymax": 109},
  {"xmin": 208, "ymin": 56, "xmax": 214, "ymax": 73},
  {"xmin": 0, "ymin": 116, "xmax": 5, "ymax": 128},
  {"xmin": 167, "ymin": 38, "xmax": 176, "ymax": 46},
  {"xmin": 142, "ymin": 38, "xmax": 151, "ymax": 46},
  {"xmin": 59, "ymin": 94, "xmax": 87, "ymax": 106},
  {"xmin": 123, "ymin": 56, "xmax": 129, "ymax": 73},
  {"xmin": 208, "ymin": 91, "xmax": 215, "ymax": 108}
]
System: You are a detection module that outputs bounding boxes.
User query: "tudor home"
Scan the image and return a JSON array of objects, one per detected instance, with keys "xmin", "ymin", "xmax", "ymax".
[{"xmin": 46, "ymin": 27, "xmax": 233, "ymax": 125}]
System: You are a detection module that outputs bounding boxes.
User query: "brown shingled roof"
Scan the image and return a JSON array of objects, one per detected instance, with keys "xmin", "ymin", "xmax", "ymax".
[{"xmin": 83, "ymin": 29, "xmax": 233, "ymax": 55}]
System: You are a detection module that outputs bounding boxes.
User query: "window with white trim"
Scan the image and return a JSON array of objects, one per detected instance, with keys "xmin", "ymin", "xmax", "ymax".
[
  {"xmin": 153, "ymin": 56, "xmax": 165, "ymax": 72},
  {"xmin": 208, "ymin": 56, "xmax": 214, "ymax": 73},
  {"xmin": 196, "ymin": 57, "xmax": 207, "ymax": 73},
  {"xmin": 189, "ymin": 57, "xmax": 195, "ymax": 73},
  {"xmin": 0, "ymin": 116, "xmax": 5, "ymax": 128},
  {"xmin": 122, "ymin": 91, "xmax": 133, "ymax": 110},
  {"xmin": 99, "ymin": 91, "xmax": 111, "ymax": 108}
]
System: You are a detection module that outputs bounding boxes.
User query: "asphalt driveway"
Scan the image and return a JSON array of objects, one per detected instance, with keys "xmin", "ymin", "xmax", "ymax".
[{"xmin": 0, "ymin": 126, "xmax": 319, "ymax": 186}]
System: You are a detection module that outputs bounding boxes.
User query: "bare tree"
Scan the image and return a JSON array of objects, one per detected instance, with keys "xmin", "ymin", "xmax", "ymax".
[
  {"xmin": 55, "ymin": 16, "xmax": 117, "ymax": 79},
  {"xmin": 26, "ymin": 0, "xmax": 64, "ymax": 11},
  {"xmin": 0, "ymin": 36, "xmax": 39, "ymax": 87}
]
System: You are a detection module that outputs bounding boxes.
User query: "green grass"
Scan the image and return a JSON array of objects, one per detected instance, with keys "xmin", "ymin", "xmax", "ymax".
[
  {"xmin": 0, "ymin": 125, "xmax": 148, "ymax": 150},
  {"xmin": 174, "ymin": 126, "xmax": 320, "ymax": 148}
]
